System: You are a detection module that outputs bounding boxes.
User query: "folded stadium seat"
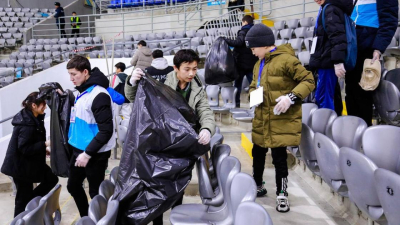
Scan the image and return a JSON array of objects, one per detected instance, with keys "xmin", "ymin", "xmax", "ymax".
[
  {"xmin": 148, "ymin": 43, "xmax": 158, "ymax": 49},
  {"xmin": 34, "ymin": 58, "xmax": 43, "ymax": 70},
  {"xmin": 5, "ymin": 22, "xmax": 13, "ymax": 28},
  {"xmin": 6, "ymin": 11, "xmax": 16, "ymax": 17},
  {"xmin": 1, "ymin": 17, "xmax": 9, "ymax": 22},
  {"xmin": 0, "ymin": 12, "xmax": 5, "ymax": 17},
  {"xmin": 49, "ymin": 9, "xmax": 56, "ymax": 14},
  {"xmin": 25, "ymin": 12, "xmax": 34, "ymax": 18},
  {"xmin": 304, "ymin": 37, "xmax": 313, "ymax": 51},
  {"xmin": 298, "ymin": 51, "xmax": 310, "ymax": 66},
  {"xmin": 43, "ymin": 39, "xmax": 50, "ymax": 45},
  {"xmin": 9, "ymin": 51, "xmax": 18, "ymax": 59},
  {"xmin": 164, "ymin": 31, "xmax": 175, "ymax": 39},
  {"xmin": 51, "ymin": 44, "xmax": 60, "ymax": 52},
  {"xmin": 60, "ymin": 44, "xmax": 68, "ymax": 52},
  {"xmin": 4, "ymin": 8, "xmax": 12, "ymax": 12},
  {"xmin": 24, "ymin": 59, "xmax": 34, "ymax": 69},
  {"xmin": 279, "ymin": 28, "xmax": 293, "ymax": 40},
  {"xmin": 20, "ymin": 17, "xmax": 29, "ymax": 22},
  {"xmin": 16, "ymin": 12, "xmax": 25, "ymax": 17},
  {"xmin": 195, "ymin": 29, "xmax": 205, "ymax": 38},
  {"xmin": 49, "ymin": 38, "xmax": 58, "ymax": 45},
  {"xmin": 43, "ymin": 52, "xmax": 51, "ymax": 60},
  {"xmin": 89, "ymin": 51, "xmax": 98, "ymax": 59},
  {"xmin": 132, "ymin": 34, "xmax": 142, "ymax": 41},
  {"xmin": 10, "ymin": 17, "xmax": 19, "ymax": 23},
  {"xmin": 19, "ymin": 45, "xmax": 28, "ymax": 52},
  {"xmin": 93, "ymin": 36, "xmax": 102, "ymax": 45},
  {"xmin": 274, "ymin": 39, "xmax": 287, "ymax": 46},
  {"xmin": 211, "ymin": 87, "xmax": 237, "ymax": 121},
  {"xmin": 24, "ymin": 22, "xmax": 33, "ymax": 28},
  {"xmin": 42, "ymin": 61, "xmax": 51, "ymax": 70},
  {"xmin": 67, "ymin": 44, "xmax": 76, "ymax": 52},
  {"xmin": 52, "ymin": 51, "xmax": 61, "ymax": 62},
  {"xmin": 0, "ymin": 59, "xmax": 8, "ymax": 67},
  {"xmin": 160, "ymin": 41, "xmax": 168, "ymax": 49},
  {"xmin": 6, "ymin": 59, "xmax": 15, "ymax": 67},
  {"xmin": 274, "ymin": 20, "xmax": 286, "ymax": 30},
  {"xmin": 84, "ymin": 37, "xmax": 92, "ymax": 45},
  {"xmin": 40, "ymin": 8, "xmax": 49, "ymax": 13},
  {"xmin": 11, "ymin": 196, "xmax": 46, "ymax": 224},
  {"xmin": 186, "ymin": 30, "xmax": 196, "ymax": 38},
  {"xmin": 15, "ymin": 59, "xmax": 25, "ymax": 68},
  {"xmin": 0, "ymin": 27, "xmax": 7, "ymax": 33},
  {"xmin": 203, "ymin": 36, "xmax": 213, "ymax": 47},
  {"xmin": 299, "ymin": 108, "xmax": 337, "ymax": 176},
  {"xmin": 155, "ymin": 32, "xmax": 165, "ymax": 40},
  {"xmin": 232, "ymin": 107, "xmax": 255, "ymax": 124},
  {"xmin": 30, "ymin": 8, "xmax": 39, "ymax": 14},
  {"xmin": 35, "ymin": 52, "xmax": 44, "ymax": 60},
  {"xmin": 294, "ymin": 27, "xmax": 307, "ymax": 39},
  {"xmin": 206, "ymin": 85, "xmax": 220, "ymax": 107},
  {"xmin": 21, "ymin": 8, "xmax": 30, "ymax": 13},
  {"xmin": 145, "ymin": 0, "xmax": 154, "ymax": 6},
  {"xmin": 58, "ymin": 38, "xmax": 68, "ymax": 45},
  {"xmin": 288, "ymin": 38, "xmax": 303, "ymax": 55},
  {"xmin": 76, "ymin": 37, "xmax": 85, "ymax": 45},
  {"xmin": 234, "ymin": 202, "xmax": 273, "ymax": 225},
  {"xmin": 27, "ymin": 52, "xmax": 36, "ymax": 60},
  {"xmin": 13, "ymin": 33, "xmax": 22, "ymax": 41},
  {"xmin": 174, "ymin": 30, "xmax": 185, "ymax": 38},
  {"xmin": 14, "ymin": 8, "xmax": 22, "ymax": 12},
  {"xmin": 88, "ymin": 195, "xmax": 108, "ymax": 223},
  {"xmin": 44, "ymin": 45, "xmax": 51, "ymax": 52},
  {"xmin": 14, "ymin": 22, "xmax": 23, "ymax": 28},
  {"xmin": 206, "ymin": 28, "xmax": 218, "ymax": 36},
  {"xmin": 6, "ymin": 38, "xmax": 16, "ymax": 47},
  {"xmin": 374, "ymin": 74, "xmax": 400, "ymax": 125},
  {"xmin": 27, "ymin": 45, "xmax": 35, "ymax": 52},
  {"xmin": 272, "ymin": 30, "xmax": 279, "ymax": 40},
  {"xmin": 68, "ymin": 37, "xmax": 77, "ymax": 45},
  {"xmin": 17, "ymin": 52, "xmax": 27, "ymax": 60},
  {"xmin": 146, "ymin": 33, "xmax": 156, "ymax": 41}
]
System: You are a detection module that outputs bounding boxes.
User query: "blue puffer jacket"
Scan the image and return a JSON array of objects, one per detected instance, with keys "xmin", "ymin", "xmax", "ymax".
[{"xmin": 351, "ymin": 0, "xmax": 398, "ymax": 52}]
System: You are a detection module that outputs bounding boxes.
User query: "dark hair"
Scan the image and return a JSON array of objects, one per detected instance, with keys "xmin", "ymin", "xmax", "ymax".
[
  {"xmin": 173, "ymin": 49, "xmax": 200, "ymax": 69},
  {"xmin": 72, "ymin": 11, "xmax": 76, "ymax": 14},
  {"xmin": 115, "ymin": 62, "xmax": 126, "ymax": 72},
  {"xmin": 138, "ymin": 40, "xmax": 147, "ymax": 46},
  {"xmin": 22, "ymin": 92, "xmax": 46, "ymax": 110},
  {"xmin": 152, "ymin": 49, "xmax": 163, "ymax": 59},
  {"xmin": 67, "ymin": 55, "xmax": 91, "ymax": 73},
  {"xmin": 242, "ymin": 15, "xmax": 254, "ymax": 25}
]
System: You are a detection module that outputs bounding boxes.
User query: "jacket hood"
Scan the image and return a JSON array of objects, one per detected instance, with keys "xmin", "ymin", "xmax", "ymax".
[
  {"xmin": 324, "ymin": 0, "xmax": 354, "ymax": 16},
  {"xmin": 151, "ymin": 58, "xmax": 169, "ymax": 70},
  {"xmin": 12, "ymin": 108, "xmax": 45, "ymax": 126},
  {"xmin": 140, "ymin": 47, "xmax": 152, "ymax": 56},
  {"xmin": 242, "ymin": 24, "xmax": 254, "ymax": 30},
  {"xmin": 76, "ymin": 67, "xmax": 109, "ymax": 92},
  {"xmin": 117, "ymin": 72, "xmax": 128, "ymax": 83},
  {"xmin": 266, "ymin": 44, "xmax": 295, "ymax": 60}
]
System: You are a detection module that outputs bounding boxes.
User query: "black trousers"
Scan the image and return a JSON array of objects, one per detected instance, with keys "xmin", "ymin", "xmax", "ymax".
[
  {"xmin": 71, "ymin": 29, "xmax": 80, "ymax": 37},
  {"xmin": 67, "ymin": 147, "xmax": 110, "ymax": 217},
  {"xmin": 13, "ymin": 165, "xmax": 58, "ymax": 217},
  {"xmin": 152, "ymin": 195, "xmax": 183, "ymax": 225},
  {"xmin": 252, "ymin": 144, "xmax": 288, "ymax": 195},
  {"xmin": 234, "ymin": 70, "xmax": 253, "ymax": 106},
  {"xmin": 57, "ymin": 23, "xmax": 67, "ymax": 38}
]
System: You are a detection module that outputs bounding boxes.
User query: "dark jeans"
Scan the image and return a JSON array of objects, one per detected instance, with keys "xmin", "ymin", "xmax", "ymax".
[
  {"xmin": 252, "ymin": 145, "xmax": 288, "ymax": 195},
  {"xmin": 13, "ymin": 165, "xmax": 58, "ymax": 217},
  {"xmin": 57, "ymin": 23, "xmax": 67, "ymax": 38},
  {"xmin": 71, "ymin": 29, "xmax": 80, "ymax": 38},
  {"xmin": 152, "ymin": 195, "xmax": 184, "ymax": 225},
  {"xmin": 67, "ymin": 147, "xmax": 110, "ymax": 217},
  {"xmin": 234, "ymin": 71, "xmax": 253, "ymax": 106}
]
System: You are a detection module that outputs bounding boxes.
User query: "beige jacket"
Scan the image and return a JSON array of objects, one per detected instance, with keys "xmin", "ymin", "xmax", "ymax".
[{"xmin": 130, "ymin": 46, "xmax": 152, "ymax": 70}]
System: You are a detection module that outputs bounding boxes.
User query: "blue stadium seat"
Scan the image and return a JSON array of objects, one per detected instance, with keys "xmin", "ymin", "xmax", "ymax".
[{"xmin": 154, "ymin": 0, "xmax": 165, "ymax": 5}]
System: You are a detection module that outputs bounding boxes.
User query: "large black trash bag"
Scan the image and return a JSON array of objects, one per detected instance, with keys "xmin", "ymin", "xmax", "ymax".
[
  {"xmin": 113, "ymin": 74, "xmax": 209, "ymax": 225},
  {"xmin": 38, "ymin": 82, "xmax": 75, "ymax": 177},
  {"xmin": 205, "ymin": 37, "xmax": 239, "ymax": 85}
]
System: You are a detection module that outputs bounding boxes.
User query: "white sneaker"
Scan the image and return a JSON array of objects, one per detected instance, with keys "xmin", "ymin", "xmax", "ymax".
[{"xmin": 276, "ymin": 194, "xmax": 290, "ymax": 213}]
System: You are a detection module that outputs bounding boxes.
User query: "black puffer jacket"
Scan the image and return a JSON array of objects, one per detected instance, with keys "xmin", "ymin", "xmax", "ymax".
[
  {"xmin": 225, "ymin": 24, "xmax": 259, "ymax": 72},
  {"xmin": 309, "ymin": 0, "xmax": 354, "ymax": 70},
  {"xmin": 1, "ymin": 109, "xmax": 47, "ymax": 182}
]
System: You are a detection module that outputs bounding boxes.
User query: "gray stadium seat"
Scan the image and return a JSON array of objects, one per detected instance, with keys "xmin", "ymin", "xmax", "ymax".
[
  {"xmin": 14, "ymin": 8, "xmax": 22, "ymax": 13},
  {"xmin": 42, "ymin": 61, "xmax": 51, "ymax": 70},
  {"xmin": 88, "ymin": 195, "xmax": 107, "ymax": 223},
  {"xmin": 109, "ymin": 166, "xmax": 119, "ymax": 185},
  {"xmin": 41, "ymin": 184, "xmax": 62, "ymax": 225},
  {"xmin": 43, "ymin": 52, "xmax": 51, "ymax": 60},
  {"xmin": 99, "ymin": 180, "xmax": 115, "ymax": 201},
  {"xmin": 17, "ymin": 52, "xmax": 26, "ymax": 60},
  {"xmin": 0, "ymin": 59, "xmax": 8, "ymax": 67},
  {"xmin": 6, "ymin": 12, "xmax": 15, "ymax": 17},
  {"xmin": 51, "ymin": 44, "xmax": 60, "ymax": 52},
  {"xmin": 31, "ymin": 8, "xmax": 39, "ymax": 14},
  {"xmin": 1, "ymin": 17, "xmax": 10, "ymax": 22},
  {"xmin": 331, "ymin": 116, "xmax": 367, "ymax": 151},
  {"xmin": 22, "ymin": 8, "xmax": 30, "ymax": 13},
  {"xmin": 196, "ymin": 156, "xmax": 215, "ymax": 200},
  {"xmin": 84, "ymin": 37, "xmax": 93, "ymax": 44},
  {"xmin": 275, "ymin": 39, "xmax": 288, "ymax": 46},
  {"xmin": 6, "ymin": 38, "xmax": 16, "ymax": 47},
  {"xmin": 232, "ymin": 108, "xmax": 254, "ymax": 123},
  {"xmin": 274, "ymin": 20, "xmax": 286, "ymax": 30},
  {"xmin": 13, "ymin": 33, "xmax": 22, "ymax": 41},
  {"xmin": 89, "ymin": 52, "xmax": 98, "ymax": 59},
  {"xmin": 15, "ymin": 59, "xmax": 24, "ymax": 68},
  {"xmin": 5, "ymin": 22, "xmax": 13, "ymax": 28},
  {"xmin": 60, "ymin": 44, "xmax": 68, "ymax": 52},
  {"xmin": 49, "ymin": 9, "xmax": 56, "ymax": 14},
  {"xmin": 25, "ymin": 12, "xmax": 34, "ymax": 17},
  {"xmin": 155, "ymin": 32, "xmax": 165, "ymax": 40},
  {"xmin": 147, "ymin": 33, "xmax": 156, "ymax": 40},
  {"xmin": 77, "ymin": 37, "xmax": 84, "ymax": 45},
  {"xmin": 50, "ymin": 38, "xmax": 58, "ymax": 45},
  {"xmin": 4, "ymin": 8, "xmax": 12, "ymax": 13},
  {"xmin": 16, "ymin": 12, "xmax": 25, "ymax": 17},
  {"xmin": 41, "ymin": 8, "xmax": 49, "ymax": 13},
  {"xmin": 309, "ymin": 108, "xmax": 337, "ymax": 138},
  {"xmin": 10, "ymin": 17, "xmax": 19, "ymax": 22},
  {"xmin": 93, "ymin": 36, "xmax": 102, "ymax": 44},
  {"xmin": 24, "ymin": 67, "xmax": 33, "ymax": 76},
  {"xmin": 294, "ymin": 27, "xmax": 307, "ymax": 39},
  {"xmin": 302, "ymin": 103, "xmax": 318, "ymax": 126},
  {"xmin": 186, "ymin": 30, "xmax": 196, "ymax": 38},
  {"xmin": 20, "ymin": 17, "xmax": 29, "ymax": 22},
  {"xmin": 19, "ymin": 44, "xmax": 28, "ymax": 52},
  {"xmin": 196, "ymin": 29, "xmax": 206, "ymax": 38},
  {"xmin": 165, "ymin": 31, "xmax": 175, "ymax": 39},
  {"xmin": 0, "ymin": 27, "xmax": 7, "ymax": 33},
  {"xmin": 279, "ymin": 28, "xmax": 293, "ymax": 40},
  {"xmin": 287, "ymin": 19, "xmax": 299, "ymax": 29},
  {"xmin": 339, "ymin": 148, "xmax": 386, "ymax": 225},
  {"xmin": 35, "ymin": 52, "xmax": 44, "ymax": 60},
  {"xmin": 288, "ymin": 38, "xmax": 303, "ymax": 54},
  {"xmin": 298, "ymin": 51, "xmax": 310, "ymax": 66},
  {"xmin": 58, "ymin": 38, "xmax": 68, "ymax": 44},
  {"xmin": 14, "ymin": 22, "xmax": 23, "ymax": 28},
  {"xmin": 206, "ymin": 85, "xmax": 219, "ymax": 107},
  {"xmin": 97, "ymin": 200, "xmax": 119, "ymax": 225},
  {"xmin": 14, "ymin": 199, "xmax": 46, "ymax": 225},
  {"xmin": 175, "ymin": 30, "xmax": 185, "ymax": 38},
  {"xmin": 299, "ymin": 123, "xmax": 318, "ymax": 175},
  {"xmin": 373, "ymin": 79, "xmax": 400, "ymax": 126},
  {"xmin": 2, "ymin": 32, "xmax": 11, "ymax": 38},
  {"xmin": 211, "ymin": 87, "xmax": 237, "ymax": 116},
  {"xmin": 170, "ymin": 156, "xmax": 241, "ymax": 224},
  {"xmin": 234, "ymin": 201, "xmax": 273, "ymax": 225},
  {"xmin": 24, "ymin": 22, "xmax": 33, "ymax": 28},
  {"xmin": 0, "ymin": 12, "xmax": 5, "ymax": 17},
  {"xmin": 43, "ymin": 39, "xmax": 51, "ymax": 45},
  {"xmin": 52, "ymin": 51, "xmax": 61, "ymax": 61},
  {"xmin": 68, "ymin": 45, "xmax": 76, "ymax": 51},
  {"xmin": 374, "ymin": 168, "xmax": 400, "ymax": 225},
  {"xmin": 75, "ymin": 216, "xmax": 95, "ymax": 225}
]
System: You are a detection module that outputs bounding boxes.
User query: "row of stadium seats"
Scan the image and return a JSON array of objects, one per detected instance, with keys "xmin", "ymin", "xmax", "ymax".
[{"xmin": 108, "ymin": 0, "xmax": 197, "ymax": 8}]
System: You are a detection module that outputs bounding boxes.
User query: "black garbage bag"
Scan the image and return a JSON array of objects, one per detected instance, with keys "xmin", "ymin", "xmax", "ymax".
[
  {"xmin": 205, "ymin": 37, "xmax": 239, "ymax": 85},
  {"xmin": 113, "ymin": 74, "xmax": 209, "ymax": 225},
  {"xmin": 38, "ymin": 82, "xmax": 75, "ymax": 177}
]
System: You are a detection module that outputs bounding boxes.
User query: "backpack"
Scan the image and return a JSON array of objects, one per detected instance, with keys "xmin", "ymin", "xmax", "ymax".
[{"xmin": 322, "ymin": 3, "xmax": 357, "ymax": 71}]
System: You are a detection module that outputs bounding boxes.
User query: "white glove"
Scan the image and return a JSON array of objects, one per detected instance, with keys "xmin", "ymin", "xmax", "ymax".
[
  {"xmin": 273, "ymin": 95, "xmax": 294, "ymax": 115},
  {"xmin": 334, "ymin": 63, "xmax": 346, "ymax": 78},
  {"xmin": 129, "ymin": 68, "xmax": 145, "ymax": 87},
  {"xmin": 371, "ymin": 50, "xmax": 381, "ymax": 64},
  {"xmin": 198, "ymin": 129, "xmax": 211, "ymax": 145},
  {"xmin": 74, "ymin": 152, "xmax": 91, "ymax": 167}
]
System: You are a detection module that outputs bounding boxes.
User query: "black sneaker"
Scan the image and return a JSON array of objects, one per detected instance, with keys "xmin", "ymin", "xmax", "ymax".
[{"xmin": 257, "ymin": 183, "xmax": 267, "ymax": 197}]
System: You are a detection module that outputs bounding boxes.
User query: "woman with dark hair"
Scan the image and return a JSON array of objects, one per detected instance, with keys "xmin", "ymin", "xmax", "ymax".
[{"xmin": 1, "ymin": 92, "xmax": 58, "ymax": 217}]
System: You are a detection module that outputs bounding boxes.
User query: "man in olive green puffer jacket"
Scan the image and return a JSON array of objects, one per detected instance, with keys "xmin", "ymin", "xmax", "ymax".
[{"xmin": 245, "ymin": 23, "xmax": 315, "ymax": 213}]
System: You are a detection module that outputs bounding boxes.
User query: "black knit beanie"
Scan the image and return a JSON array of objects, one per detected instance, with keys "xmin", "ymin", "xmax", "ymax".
[{"xmin": 245, "ymin": 24, "xmax": 275, "ymax": 48}]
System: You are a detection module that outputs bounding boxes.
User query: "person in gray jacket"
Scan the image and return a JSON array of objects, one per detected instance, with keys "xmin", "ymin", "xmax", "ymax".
[{"xmin": 130, "ymin": 40, "xmax": 152, "ymax": 70}]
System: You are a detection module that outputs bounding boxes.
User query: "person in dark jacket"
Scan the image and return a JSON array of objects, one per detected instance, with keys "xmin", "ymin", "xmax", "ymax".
[
  {"xmin": 54, "ymin": 2, "xmax": 66, "ymax": 38},
  {"xmin": 145, "ymin": 50, "xmax": 174, "ymax": 84},
  {"xmin": 346, "ymin": 0, "xmax": 398, "ymax": 126},
  {"xmin": 112, "ymin": 62, "xmax": 132, "ymax": 119},
  {"xmin": 309, "ymin": 0, "xmax": 353, "ymax": 114},
  {"xmin": 224, "ymin": 15, "xmax": 258, "ymax": 107},
  {"xmin": 65, "ymin": 56, "xmax": 115, "ymax": 217},
  {"xmin": 1, "ymin": 92, "xmax": 58, "ymax": 217}
]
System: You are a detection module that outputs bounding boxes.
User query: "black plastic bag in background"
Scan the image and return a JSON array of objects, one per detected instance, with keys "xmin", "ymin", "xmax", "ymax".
[
  {"xmin": 205, "ymin": 37, "xmax": 239, "ymax": 85},
  {"xmin": 38, "ymin": 82, "xmax": 74, "ymax": 177},
  {"xmin": 113, "ymin": 74, "xmax": 209, "ymax": 225}
]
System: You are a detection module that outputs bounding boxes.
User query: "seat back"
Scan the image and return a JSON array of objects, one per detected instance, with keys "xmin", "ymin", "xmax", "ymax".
[
  {"xmin": 39, "ymin": 184, "xmax": 62, "ymax": 225},
  {"xmin": 234, "ymin": 201, "xmax": 273, "ymax": 225},
  {"xmin": 299, "ymin": 123, "xmax": 318, "ymax": 172},
  {"xmin": 331, "ymin": 116, "xmax": 367, "ymax": 151},
  {"xmin": 274, "ymin": 20, "xmax": 285, "ymax": 30},
  {"xmin": 363, "ymin": 125, "xmax": 400, "ymax": 172},
  {"xmin": 385, "ymin": 68, "xmax": 400, "ymax": 90},
  {"xmin": 197, "ymin": 156, "xmax": 214, "ymax": 199},
  {"xmin": 230, "ymin": 173, "xmax": 257, "ymax": 221},
  {"xmin": 99, "ymin": 180, "xmax": 115, "ymax": 201},
  {"xmin": 16, "ymin": 200, "xmax": 47, "ymax": 225},
  {"xmin": 314, "ymin": 133, "xmax": 343, "ymax": 186},
  {"xmin": 275, "ymin": 39, "xmax": 287, "ymax": 46},
  {"xmin": 221, "ymin": 87, "xmax": 237, "ymax": 108},
  {"xmin": 279, "ymin": 28, "xmax": 293, "ymax": 39},
  {"xmin": 219, "ymin": 156, "xmax": 241, "ymax": 223},
  {"xmin": 110, "ymin": 166, "xmax": 119, "ymax": 185},
  {"xmin": 88, "ymin": 195, "xmax": 107, "ymax": 223},
  {"xmin": 206, "ymin": 85, "xmax": 220, "ymax": 106},
  {"xmin": 339, "ymin": 147, "xmax": 381, "ymax": 218},
  {"xmin": 286, "ymin": 19, "xmax": 299, "ymax": 29},
  {"xmin": 374, "ymin": 168, "xmax": 400, "ymax": 225},
  {"xmin": 97, "ymin": 200, "xmax": 119, "ymax": 225},
  {"xmin": 300, "ymin": 17, "xmax": 314, "ymax": 27},
  {"xmin": 302, "ymin": 103, "xmax": 318, "ymax": 126},
  {"xmin": 310, "ymin": 108, "xmax": 337, "ymax": 137},
  {"xmin": 210, "ymin": 133, "xmax": 223, "ymax": 153},
  {"xmin": 298, "ymin": 51, "xmax": 310, "ymax": 66}
]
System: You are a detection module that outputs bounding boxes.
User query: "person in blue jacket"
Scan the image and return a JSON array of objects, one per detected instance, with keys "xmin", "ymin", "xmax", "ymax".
[
  {"xmin": 54, "ymin": 2, "xmax": 66, "ymax": 38},
  {"xmin": 345, "ymin": 0, "xmax": 398, "ymax": 126}
]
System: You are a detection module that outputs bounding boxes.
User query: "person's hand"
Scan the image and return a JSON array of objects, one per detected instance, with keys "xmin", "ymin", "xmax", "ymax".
[
  {"xmin": 273, "ymin": 95, "xmax": 294, "ymax": 115},
  {"xmin": 334, "ymin": 63, "xmax": 346, "ymax": 78},
  {"xmin": 129, "ymin": 68, "xmax": 144, "ymax": 86},
  {"xmin": 371, "ymin": 50, "xmax": 381, "ymax": 64},
  {"xmin": 74, "ymin": 152, "xmax": 91, "ymax": 167},
  {"xmin": 45, "ymin": 140, "xmax": 50, "ymax": 147},
  {"xmin": 46, "ymin": 147, "xmax": 51, "ymax": 156},
  {"xmin": 198, "ymin": 129, "xmax": 211, "ymax": 145}
]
